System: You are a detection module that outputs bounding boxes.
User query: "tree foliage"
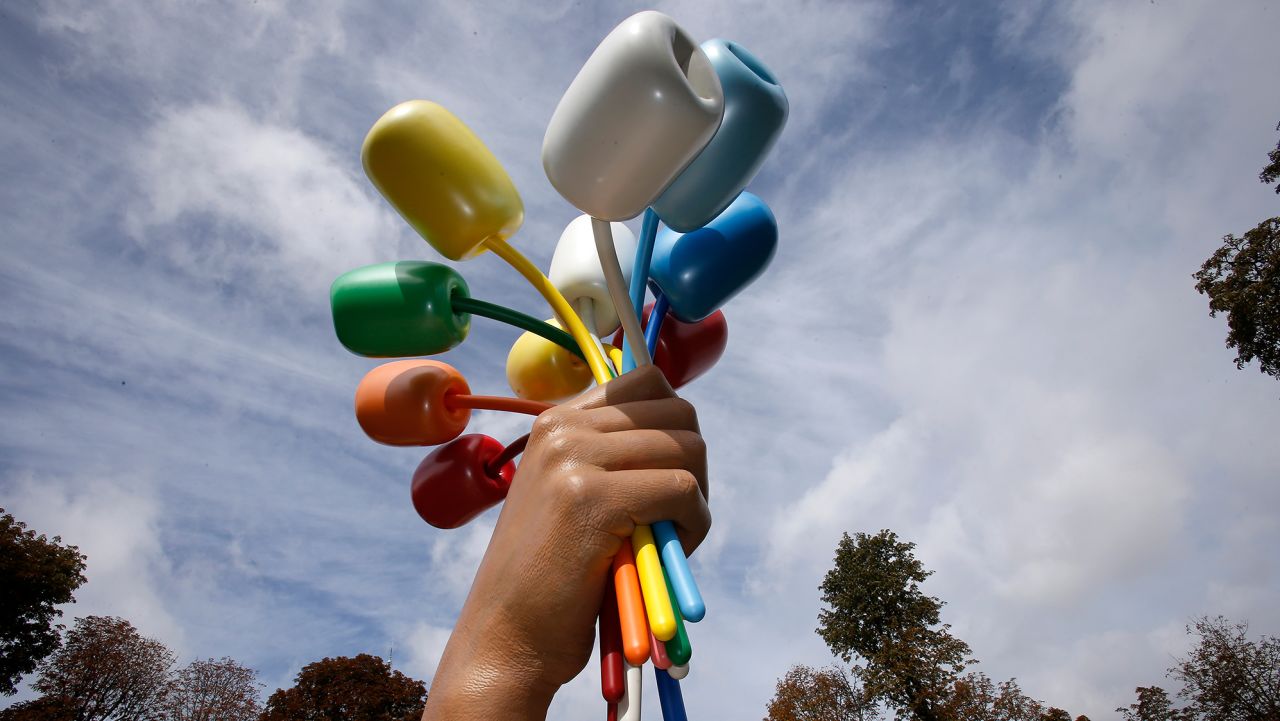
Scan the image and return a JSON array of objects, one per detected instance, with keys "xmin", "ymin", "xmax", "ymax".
[
  {"xmin": 939, "ymin": 673, "xmax": 1049, "ymax": 721},
  {"xmin": 30, "ymin": 615, "xmax": 174, "ymax": 721},
  {"xmin": 0, "ymin": 509, "xmax": 87, "ymax": 696},
  {"xmin": 1195, "ymin": 121, "xmax": 1280, "ymax": 380},
  {"xmin": 260, "ymin": 654, "xmax": 425, "ymax": 721},
  {"xmin": 1171, "ymin": 616, "xmax": 1280, "ymax": 721},
  {"xmin": 1194, "ymin": 218, "xmax": 1280, "ymax": 380},
  {"xmin": 764, "ymin": 664, "xmax": 877, "ymax": 721},
  {"xmin": 1117, "ymin": 686, "xmax": 1195, "ymax": 721},
  {"xmin": 817, "ymin": 531, "xmax": 973, "ymax": 721},
  {"xmin": 161, "ymin": 657, "xmax": 262, "ymax": 721},
  {"xmin": 1260, "ymin": 122, "xmax": 1280, "ymax": 193}
]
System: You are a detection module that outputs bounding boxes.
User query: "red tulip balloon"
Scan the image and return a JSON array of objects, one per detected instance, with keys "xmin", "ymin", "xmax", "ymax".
[
  {"xmin": 613, "ymin": 304, "xmax": 728, "ymax": 389},
  {"xmin": 411, "ymin": 434, "xmax": 516, "ymax": 529}
]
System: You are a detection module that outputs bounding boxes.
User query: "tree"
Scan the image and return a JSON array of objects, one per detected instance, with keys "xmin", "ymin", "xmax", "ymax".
[
  {"xmin": 817, "ymin": 530, "xmax": 973, "ymax": 721},
  {"xmin": 0, "ymin": 509, "xmax": 87, "ymax": 695},
  {"xmin": 1260, "ymin": 122, "xmax": 1279, "ymax": 193},
  {"xmin": 1194, "ymin": 218, "xmax": 1280, "ymax": 380},
  {"xmin": 765, "ymin": 664, "xmax": 879, "ymax": 721},
  {"xmin": 161, "ymin": 657, "xmax": 262, "ymax": 721},
  {"xmin": 0, "ymin": 695, "xmax": 78, "ymax": 721},
  {"xmin": 259, "ymin": 654, "xmax": 425, "ymax": 721},
  {"xmin": 1171, "ymin": 616, "xmax": 1280, "ymax": 721},
  {"xmin": 1195, "ymin": 122, "xmax": 1280, "ymax": 381},
  {"xmin": 1117, "ymin": 686, "xmax": 1194, "ymax": 721},
  {"xmin": 938, "ymin": 673, "xmax": 1047, "ymax": 721},
  {"xmin": 30, "ymin": 615, "xmax": 174, "ymax": 721}
]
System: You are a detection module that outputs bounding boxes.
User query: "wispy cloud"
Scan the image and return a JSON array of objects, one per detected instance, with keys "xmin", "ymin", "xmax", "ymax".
[{"xmin": 2, "ymin": 0, "xmax": 1278, "ymax": 718}]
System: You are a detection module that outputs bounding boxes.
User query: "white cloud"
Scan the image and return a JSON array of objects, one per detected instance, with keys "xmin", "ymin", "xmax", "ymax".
[
  {"xmin": 4, "ymin": 472, "xmax": 185, "ymax": 653},
  {"xmin": 125, "ymin": 102, "xmax": 405, "ymax": 297}
]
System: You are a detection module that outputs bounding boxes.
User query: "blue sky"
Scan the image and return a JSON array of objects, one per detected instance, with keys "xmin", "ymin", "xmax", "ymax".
[{"xmin": 2, "ymin": 0, "xmax": 1278, "ymax": 718}]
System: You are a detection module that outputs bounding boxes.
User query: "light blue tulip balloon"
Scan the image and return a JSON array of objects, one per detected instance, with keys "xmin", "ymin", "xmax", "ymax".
[
  {"xmin": 649, "ymin": 191, "xmax": 778, "ymax": 323},
  {"xmin": 650, "ymin": 40, "xmax": 788, "ymax": 232}
]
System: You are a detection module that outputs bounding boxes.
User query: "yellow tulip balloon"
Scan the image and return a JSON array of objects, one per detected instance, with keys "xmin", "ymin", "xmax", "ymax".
[
  {"xmin": 362, "ymin": 100, "xmax": 524, "ymax": 261},
  {"xmin": 506, "ymin": 319, "xmax": 617, "ymax": 402}
]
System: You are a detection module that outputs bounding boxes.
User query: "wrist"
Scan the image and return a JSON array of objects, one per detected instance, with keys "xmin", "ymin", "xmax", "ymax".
[{"xmin": 423, "ymin": 604, "xmax": 559, "ymax": 720}]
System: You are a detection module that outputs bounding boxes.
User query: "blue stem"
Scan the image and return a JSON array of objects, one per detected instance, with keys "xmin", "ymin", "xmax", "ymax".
[{"xmin": 622, "ymin": 209, "xmax": 660, "ymax": 373}]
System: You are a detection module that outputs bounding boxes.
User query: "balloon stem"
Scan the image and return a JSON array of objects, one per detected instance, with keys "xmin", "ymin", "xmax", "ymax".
[
  {"xmin": 482, "ymin": 236, "xmax": 613, "ymax": 384},
  {"xmin": 592, "ymin": 218, "xmax": 652, "ymax": 369}
]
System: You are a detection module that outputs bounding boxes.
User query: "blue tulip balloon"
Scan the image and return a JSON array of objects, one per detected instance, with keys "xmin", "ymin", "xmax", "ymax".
[
  {"xmin": 651, "ymin": 40, "xmax": 788, "ymax": 232},
  {"xmin": 648, "ymin": 191, "xmax": 778, "ymax": 323}
]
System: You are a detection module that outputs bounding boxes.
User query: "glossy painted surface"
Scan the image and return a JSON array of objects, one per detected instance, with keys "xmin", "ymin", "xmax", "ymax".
[
  {"xmin": 653, "ymin": 520, "xmax": 705, "ymax": 622},
  {"xmin": 632, "ymin": 524, "xmax": 676, "ymax": 641},
  {"xmin": 363, "ymin": 100, "xmax": 523, "ymax": 260},
  {"xmin": 667, "ymin": 662, "xmax": 689, "ymax": 681},
  {"xmin": 331, "ymin": 261, "xmax": 470, "ymax": 358},
  {"xmin": 549, "ymin": 215, "xmax": 637, "ymax": 335},
  {"xmin": 612, "ymin": 539, "xmax": 650, "ymax": 666},
  {"xmin": 410, "ymin": 434, "xmax": 514, "ymax": 529},
  {"xmin": 654, "ymin": 668, "xmax": 688, "ymax": 721},
  {"xmin": 648, "ymin": 628, "xmax": 672, "ymax": 670},
  {"xmin": 649, "ymin": 191, "xmax": 778, "ymax": 322},
  {"xmin": 663, "ymin": 572, "xmax": 692, "ymax": 665},
  {"xmin": 600, "ymin": 578, "xmax": 625, "ymax": 703},
  {"xmin": 506, "ymin": 319, "xmax": 595, "ymax": 401},
  {"xmin": 613, "ymin": 304, "xmax": 728, "ymax": 389},
  {"xmin": 542, "ymin": 11, "xmax": 724, "ymax": 220},
  {"xmin": 617, "ymin": 662, "xmax": 642, "ymax": 721},
  {"xmin": 354, "ymin": 360, "xmax": 470, "ymax": 446},
  {"xmin": 653, "ymin": 39, "xmax": 788, "ymax": 232}
]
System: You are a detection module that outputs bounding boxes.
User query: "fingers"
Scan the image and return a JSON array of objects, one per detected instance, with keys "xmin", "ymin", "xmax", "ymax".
[
  {"xmin": 597, "ymin": 468, "xmax": 712, "ymax": 554},
  {"xmin": 583, "ymin": 430, "xmax": 707, "ymax": 495},
  {"xmin": 580, "ymin": 398, "xmax": 700, "ymax": 435},
  {"xmin": 568, "ymin": 364, "xmax": 674, "ymax": 410}
]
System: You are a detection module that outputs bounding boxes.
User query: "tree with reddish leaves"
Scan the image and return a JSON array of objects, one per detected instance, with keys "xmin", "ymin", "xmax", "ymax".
[
  {"xmin": 259, "ymin": 654, "xmax": 425, "ymax": 721},
  {"xmin": 162, "ymin": 657, "xmax": 262, "ymax": 721},
  {"xmin": 24, "ymin": 615, "xmax": 174, "ymax": 721},
  {"xmin": 764, "ymin": 664, "xmax": 877, "ymax": 721},
  {"xmin": 0, "ymin": 509, "xmax": 87, "ymax": 696}
]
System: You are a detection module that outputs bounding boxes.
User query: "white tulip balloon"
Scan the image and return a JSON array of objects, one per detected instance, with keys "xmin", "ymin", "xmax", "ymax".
[{"xmin": 549, "ymin": 215, "xmax": 637, "ymax": 337}]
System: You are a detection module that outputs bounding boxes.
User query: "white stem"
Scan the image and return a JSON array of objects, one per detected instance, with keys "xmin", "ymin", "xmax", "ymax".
[
  {"xmin": 592, "ymin": 217, "xmax": 653, "ymax": 368},
  {"xmin": 617, "ymin": 662, "xmax": 642, "ymax": 721},
  {"xmin": 576, "ymin": 297, "xmax": 616, "ymax": 377}
]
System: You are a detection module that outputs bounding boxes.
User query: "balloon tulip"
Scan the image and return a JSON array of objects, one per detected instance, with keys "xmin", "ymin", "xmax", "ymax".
[
  {"xmin": 410, "ymin": 434, "xmax": 515, "ymax": 529},
  {"xmin": 648, "ymin": 191, "xmax": 777, "ymax": 323},
  {"xmin": 363, "ymin": 100, "xmax": 523, "ymax": 260},
  {"xmin": 549, "ymin": 215, "xmax": 637, "ymax": 336},
  {"xmin": 507, "ymin": 319, "xmax": 595, "ymax": 402},
  {"xmin": 354, "ymin": 360, "xmax": 470, "ymax": 446},
  {"xmin": 331, "ymin": 261, "xmax": 470, "ymax": 357},
  {"xmin": 612, "ymin": 305, "xmax": 727, "ymax": 389},
  {"xmin": 542, "ymin": 11, "xmax": 724, "ymax": 221},
  {"xmin": 652, "ymin": 40, "xmax": 789, "ymax": 232}
]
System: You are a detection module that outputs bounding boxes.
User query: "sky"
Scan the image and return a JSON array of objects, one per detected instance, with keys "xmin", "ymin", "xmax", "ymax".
[{"xmin": 1, "ymin": 0, "xmax": 1278, "ymax": 718}]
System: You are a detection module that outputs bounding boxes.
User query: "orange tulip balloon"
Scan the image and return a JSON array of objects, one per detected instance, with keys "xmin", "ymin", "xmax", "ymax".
[{"xmin": 354, "ymin": 360, "xmax": 471, "ymax": 446}]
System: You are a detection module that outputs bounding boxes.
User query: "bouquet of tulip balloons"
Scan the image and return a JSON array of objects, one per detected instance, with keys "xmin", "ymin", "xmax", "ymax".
[{"xmin": 329, "ymin": 11, "xmax": 787, "ymax": 720}]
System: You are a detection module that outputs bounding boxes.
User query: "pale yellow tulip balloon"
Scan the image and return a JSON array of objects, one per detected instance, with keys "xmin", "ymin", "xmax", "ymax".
[{"xmin": 362, "ymin": 100, "xmax": 524, "ymax": 261}]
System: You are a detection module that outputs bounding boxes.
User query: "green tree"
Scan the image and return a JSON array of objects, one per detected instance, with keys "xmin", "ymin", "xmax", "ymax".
[
  {"xmin": 1259, "ymin": 122, "xmax": 1279, "ymax": 193},
  {"xmin": 259, "ymin": 654, "xmax": 425, "ymax": 721},
  {"xmin": 1172, "ymin": 616, "xmax": 1280, "ymax": 721},
  {"xmin": 0, "ymin": 509, "xmax": 87, "ymax": 695},
  {"xmin": 29, "ymin": 615, "xmax": 174, "ymax": 721},
  {"xmin": 817, "ymin": 530, "xmax": 973, "ymax": 721},
  {"xmin": 1117, "ymin": 686, "xmax": 1194, "ymax": 721},
  {"xmin": 162, "ymin": 657, "xmax": 263, "ymax": 721},
  {"xmin": 764, "ymin": 664, "xmax": 879, "ymax": 721},
  {"xmin": 1194, "ymin": 123, "xmax": 1280, "ymax": 381}
]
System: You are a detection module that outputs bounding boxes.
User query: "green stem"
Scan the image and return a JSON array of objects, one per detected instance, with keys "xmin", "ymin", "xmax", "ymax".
[{"xmin": 453, "ymin": 295, "xmax": 586, "ymax": 360}]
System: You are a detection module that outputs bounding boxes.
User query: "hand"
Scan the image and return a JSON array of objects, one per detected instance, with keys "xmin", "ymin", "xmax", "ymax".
[{"xmin": 422, "ymin": 365, "xmax": 711, "ymax": 720}]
